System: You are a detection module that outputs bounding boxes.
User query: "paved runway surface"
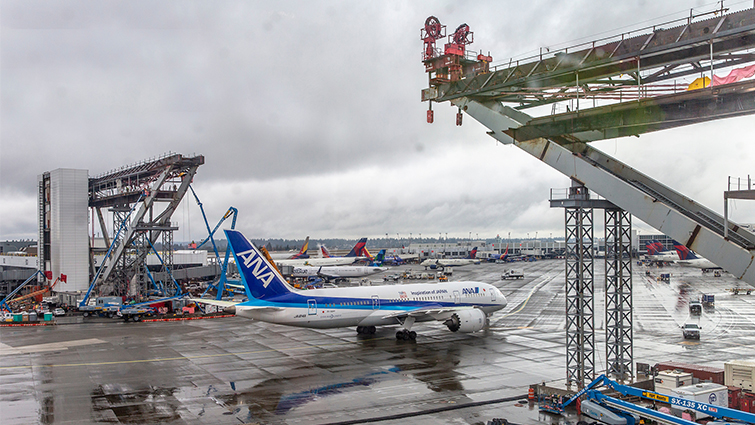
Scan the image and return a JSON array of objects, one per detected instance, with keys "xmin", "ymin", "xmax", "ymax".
[{"xmin": 2, "ymin": 259, "xmax": 754, "ymax": 424}]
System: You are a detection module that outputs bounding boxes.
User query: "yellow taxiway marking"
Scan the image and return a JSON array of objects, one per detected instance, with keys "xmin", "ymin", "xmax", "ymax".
[
  {"xmin": 0, "ymin": 338, "xmax": 389, "ymax": 371},
  {"xmin": 499, "ymin": 276, "xmax": 551, "ymax": 319}
]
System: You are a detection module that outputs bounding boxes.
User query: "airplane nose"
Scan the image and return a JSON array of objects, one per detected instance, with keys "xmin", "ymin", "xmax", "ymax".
[{"xmin": 223, "ymin": 305, "xmax": 236, "ymax": 315}]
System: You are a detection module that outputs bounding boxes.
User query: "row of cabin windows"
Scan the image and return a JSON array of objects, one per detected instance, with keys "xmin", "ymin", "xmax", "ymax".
[{"xmin": 320, "ymin": 293, "xmax": 487, "ymax": 307}]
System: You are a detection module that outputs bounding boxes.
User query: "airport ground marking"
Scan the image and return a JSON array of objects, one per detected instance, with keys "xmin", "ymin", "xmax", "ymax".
[
  {"xmin": 0, "ymin": 337, "xmax": 393, "ymax": 371},
  {"xmin": 499, "ymin": 276, "xmax": 552, "ymax": 319}
]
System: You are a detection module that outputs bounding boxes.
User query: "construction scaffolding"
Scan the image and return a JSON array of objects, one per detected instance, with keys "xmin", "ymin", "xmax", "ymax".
[{"xmin": 88, "ymin": 153, "xmax": 204, "ymax": 298}]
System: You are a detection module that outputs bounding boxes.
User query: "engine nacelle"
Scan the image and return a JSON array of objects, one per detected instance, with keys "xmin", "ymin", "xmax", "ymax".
[{"xmin": 445, "ymin": 308, "xmax": 486, "ymax": 333}]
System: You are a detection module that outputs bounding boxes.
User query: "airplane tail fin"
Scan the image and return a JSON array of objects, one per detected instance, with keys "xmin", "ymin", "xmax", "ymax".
[
  {"xmin": 362, "ymin": 247, "xmax": 374, "ymax": 261},
  {"xmin": 372, "ymin": 249, "xmax": 386, "ymax": 266},
  {"xmin": 468, "ymin": 247, "xmax": 478, "ymax": 259},
  {"xmin": 225, "ymin": 229, "xmax": 294, "ymax": 300},
  {"xmin": 502, "ymin": 244, "xmax": 509, "ymax": 259},
  {"xmin": 345, "ymin": 238, "xmax": 368, "ymax": 257},
  {"xmin": 320, "ymin": 244, "xmax": 333, "ymax": 258},
  {"xmin": 291, "ymin": 236, "xmax": 310, "ymax": 259},
  {"xmin": 673, "ymin": 242, "xmax": 698, "ymax": 260},
  {"xmin": 646, "ymin": 241, "xmax": 659, "ymax": 255}
]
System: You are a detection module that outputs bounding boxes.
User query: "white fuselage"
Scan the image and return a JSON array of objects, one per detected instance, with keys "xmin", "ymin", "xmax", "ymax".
[
  {"xmin": 292, "ymin": 265, "xmax": 385, "ymax": 278},
  {"xmin": 677, "ymin": 257, "xmax": 721, "ymax": 270},
  {"xmin": 235, "ymin": 281, "xmax": 506, "ymax": 329},
  {"xmin": 277, "ymin": 257, "xmax": 358, "ymax": 267},
  {"xmin": 421, "ymin": 258, "xmax": 479, "ymax": 268}
]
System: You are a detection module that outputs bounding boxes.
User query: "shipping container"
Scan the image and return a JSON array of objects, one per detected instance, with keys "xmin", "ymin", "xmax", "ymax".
[
  {"xmin": 655, "ymin": 362, "xmax": 725, "ymax": 385},
  {"xmin": 655, "ymin": 370, "xmax": 694, "ymax": 392},
  {"xmin": 725, "ymin": 360, "xmax": 755, "ymax": 390},
  {"xmin": 728, "ymin": 386, "xmax": 742, "ymax": 410},
  {"xmin": 740, "ymin": 391, "xmax": 755, "ymax": 413}
]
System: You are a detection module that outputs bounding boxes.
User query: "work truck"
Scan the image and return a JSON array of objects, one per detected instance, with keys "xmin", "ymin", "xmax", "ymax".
[{"xmin": 501, "ymin": 269, "xmax": 524, "ymax": 280}]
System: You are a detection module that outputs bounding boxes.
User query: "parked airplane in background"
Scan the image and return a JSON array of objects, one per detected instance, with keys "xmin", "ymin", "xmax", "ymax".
[
  {"xmin": 644, "ymin": 240, "xmax": 678, "ymax": 262},
  {"xmin": 483, "ymin": 245, "xmax": 509, "ymax": 262},
  {"xmin": 268, "ymin": 236, "xmax": 310, "ymax": 260},
  {"xmin": 276, "ymin": 239, "xmax": 368, "ymax": 267},
  {"xmin": 673, "ymin": 242, "xmax": 722, "ymax": 271},
  {"xmin": 291, "ymin": 265, "xmax": 385, "ymax": 280},
  {"xmin": 194, "ymin": 230, "xmax": 507, "ymax": 340},
  {"xmin": 421, "ymin": 248, "xmax": 480, "ymax": 269},
  {"xmin": 319, "ymin": 238, "xmax": 371, "ymax": 261}
]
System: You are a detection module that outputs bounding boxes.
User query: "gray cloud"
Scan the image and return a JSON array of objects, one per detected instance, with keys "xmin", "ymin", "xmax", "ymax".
[{"xmin": 2, "ymin": 0, "xmax": 753, "ymax": 241}]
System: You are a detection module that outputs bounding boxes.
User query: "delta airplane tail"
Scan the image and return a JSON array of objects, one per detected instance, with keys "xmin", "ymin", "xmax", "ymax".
[
  {"xmin": 345, "ymin": 238, "xmax": 368, "ymax": 257},
  {"xmin": 467, "ymin": 247, "xmax": 478, "ymax": 259},
  {"xmin": 673, "ymin": 242, "xmax": 698, "ymax": 260},
  {"xmin": 645, "ymin": 241, "xmax": 659, "ymax": 255},
  {"xmin": 226, "ymin": 229, "xmax": 295, "ymax": 300},
  {"xmin": 291, "ymin": 236, "xmax": 310, "ymax": 259}
]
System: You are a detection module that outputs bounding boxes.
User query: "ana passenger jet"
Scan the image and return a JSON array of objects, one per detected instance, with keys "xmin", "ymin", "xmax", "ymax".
[{"xmin": 195, "ymin": 230, "xmax": 507, "ymax": 340}]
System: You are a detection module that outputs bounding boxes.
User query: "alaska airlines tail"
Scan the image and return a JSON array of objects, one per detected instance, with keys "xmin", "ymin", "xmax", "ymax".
[
  {"xmin": 225, "ymin": 229, "xmax": 295, "ymax": 300},
  {"xmin": 291, "ymin": 236, "xmax": 310, "ymax": 259},
  {"xmin": 345, "ymin": 238, "xmax": 368, "ymax": 257}
]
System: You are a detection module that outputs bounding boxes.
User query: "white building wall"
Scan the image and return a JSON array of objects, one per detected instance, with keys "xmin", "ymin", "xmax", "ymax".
[{"xmin": 49, "ymin": 169, "xmax": 89, "ymax": 292}]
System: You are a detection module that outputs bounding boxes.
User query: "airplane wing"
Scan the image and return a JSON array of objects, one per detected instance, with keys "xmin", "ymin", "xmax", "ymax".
[
  {"xmin": 189, "ymin": 298, "xmax": 239, "ymax": 308},
  {"xmin": 190, "ymin": 298, "xmax": 286, "ymax": 313},
  {"xmin": 381, "ymin": 305, "xmax": 479, "ymax": 321}
]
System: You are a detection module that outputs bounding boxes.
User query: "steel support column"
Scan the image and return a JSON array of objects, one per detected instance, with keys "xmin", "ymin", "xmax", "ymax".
[
  {"xmin": 565, "ymin": 202, "xmax": 595, "ymax": 388},
  {"xmin": 604, "ymin": 208, "xmax": 633, "ymax": 382}
]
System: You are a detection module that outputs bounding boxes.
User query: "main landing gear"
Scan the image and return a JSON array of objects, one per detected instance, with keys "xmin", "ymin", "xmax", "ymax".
[
  {"xmin": 356, "ymin": 326, "xmax": 376, "ymax": 335},
  {"xmin": 396, "ymin": 329, "xmax": 417, "ymax": 340},
  {"xmin": 396, "ymin": 316, "xmax": 417, "ymax": 341}
]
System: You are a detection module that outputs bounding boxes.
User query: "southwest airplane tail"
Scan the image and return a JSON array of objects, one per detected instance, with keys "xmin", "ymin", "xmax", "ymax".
[{"xmin": 198, "ymin": 229, "xmax": 508, "ymax": 341}]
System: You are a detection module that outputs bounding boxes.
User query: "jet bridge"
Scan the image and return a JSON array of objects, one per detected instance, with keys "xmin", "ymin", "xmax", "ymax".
[{"xmin": 421, "ymin": 7, "xmax": 755, "ymax": 285}]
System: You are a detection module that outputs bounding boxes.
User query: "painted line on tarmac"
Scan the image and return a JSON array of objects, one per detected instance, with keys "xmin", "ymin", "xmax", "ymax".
[
  {"xmin": 499, "ymin": 274, "xmax": 554, "ymax": 319},
  {"xmin": 0, "ymin": 337, "xmax": 392, "ymax": 370}
]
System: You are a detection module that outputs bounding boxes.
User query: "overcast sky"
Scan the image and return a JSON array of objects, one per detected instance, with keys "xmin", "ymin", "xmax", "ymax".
[{"xmin": 2, "ymin": 0, "xmax": 754, "ymax": 242}]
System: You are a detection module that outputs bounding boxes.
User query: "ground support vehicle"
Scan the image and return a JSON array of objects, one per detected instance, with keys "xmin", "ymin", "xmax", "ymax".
[
  {"xmin": 79, "ymin": 296, "xmax": 123, "ymax": 318},
  {"xmin": 682, "ymin": 323, "xmax": 701, "ymax": 339},
  {"xmin": 543, "ymin": 374, "xmax": 755, "ymax": 425},
  {"xmin": 702, "ymin": 294, "xmax": 715, "ymax": 310},
  {"xmin": 689, "ymin": 301, "xmax": 702, "ymax": 316},
  {"xmin": 119, "ymin": 306, "xmax": 156, "ymax": 322},
  {"xmin": 501, "ymin": 270, "xmax": 524, "ymax": 280}
]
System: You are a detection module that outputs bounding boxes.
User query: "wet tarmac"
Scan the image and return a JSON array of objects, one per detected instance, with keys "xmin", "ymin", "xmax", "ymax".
[{"xmin": 1, "ymin": 259, "xmax": 754, "ymax": 424}]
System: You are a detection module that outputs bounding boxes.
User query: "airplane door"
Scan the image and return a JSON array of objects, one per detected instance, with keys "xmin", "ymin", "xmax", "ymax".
[
  {"xmin": 308, "ymin": 299, "xmax": 317, "ymax": 315},
  {"xmin": 453, "ymin": 290, "xmax": 460, "ymax": 304},
  {"xmin": 371, "ymin": 295, "xmax": 380, "ymax": 310}
]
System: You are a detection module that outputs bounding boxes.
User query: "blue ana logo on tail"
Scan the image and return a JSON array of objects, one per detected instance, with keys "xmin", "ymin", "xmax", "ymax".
[
  {"xmin": 235, "ymin": 248, "xmax": 275, "ymax": 288},
  {"xmin": 225, "ymin": 229, "xmax": 293, "ymax": 300}
]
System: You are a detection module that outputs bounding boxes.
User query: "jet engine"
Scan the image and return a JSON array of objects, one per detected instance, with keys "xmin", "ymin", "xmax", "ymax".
[{"xmin": 444, "ymin": 309, "xmax": 486, "ymax": 333}]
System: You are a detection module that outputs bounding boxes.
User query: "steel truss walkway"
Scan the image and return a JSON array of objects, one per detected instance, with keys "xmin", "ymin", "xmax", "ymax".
[
  {"xmin": 89, "ymin": 153, "xmax": 204, "ymax": 297},
  {"xmin": 422, "ymin": 7, "xmax": 755, "ymax": 286}
]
